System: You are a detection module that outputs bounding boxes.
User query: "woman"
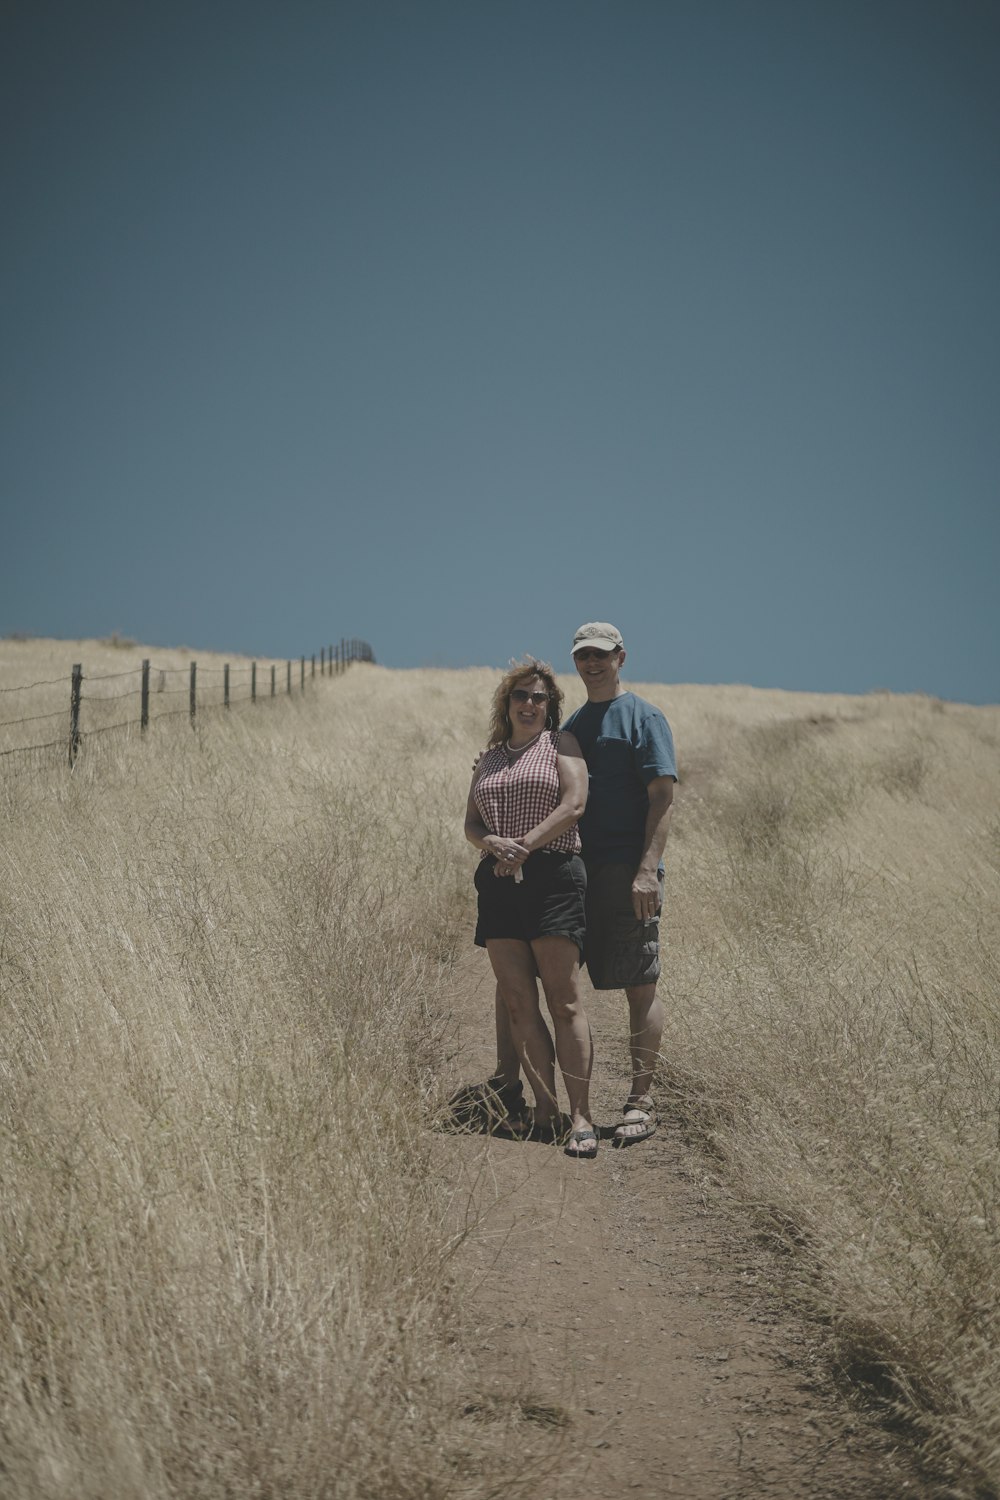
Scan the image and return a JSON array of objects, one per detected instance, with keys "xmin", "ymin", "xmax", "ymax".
[{"xmin": 464, "ymin": 658, "xmax": 597, "ymax": 1158}]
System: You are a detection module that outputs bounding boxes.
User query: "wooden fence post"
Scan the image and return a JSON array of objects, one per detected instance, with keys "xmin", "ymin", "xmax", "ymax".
[
  {"xmin": 224, "ymin": 664, "xmax": 230, "ymax": 709},
  {"xmin": 69, "ymin": 664, "xmax": 83, "ymax": 767},
  {"xmin": 251, "ymin": 662, "xmax": 257, "ymax": 703},
  {"xmin": 300, "ymin": 656, "xmax": 305, "ymax": 692},
  {"xmin": 140, "ymin": 659, "xmax": 150, "ymax": 731},
  {"xmin": 311, "ymin": 653, "xmax": 315, "ymax": 679},
  {"xmin": 286, "ymin": 661, "xmax": 292, "ymax": 695},
  {"xmin": 271, "ymin": 664, "xmax": 276, "ymax": 697},
  {"xmin": 190, "ymin": 662, "xmax": 197, "ymax": 725}
]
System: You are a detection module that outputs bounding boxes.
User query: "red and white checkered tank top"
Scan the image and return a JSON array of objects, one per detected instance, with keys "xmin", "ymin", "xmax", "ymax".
[{"xmin": 473, "ymin": 730, "xmax": 581, "ymax": 855}]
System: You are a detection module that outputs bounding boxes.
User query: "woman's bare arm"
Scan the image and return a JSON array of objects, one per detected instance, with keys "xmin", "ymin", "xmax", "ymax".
[{"xmin": 517, "ymin": 731, "xmax": 588, "ymax": 855}]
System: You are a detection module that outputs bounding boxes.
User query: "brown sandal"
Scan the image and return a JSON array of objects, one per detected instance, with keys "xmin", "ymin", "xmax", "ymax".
[{"xmin": 613, "ymin": 1095, "xmax": 657, "ymax": 1147}]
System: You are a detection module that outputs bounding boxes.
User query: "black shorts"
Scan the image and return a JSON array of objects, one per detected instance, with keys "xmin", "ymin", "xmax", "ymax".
[
  {"xmin": 474, "ymin": 852, "xmax": 586, "ymax": 956},
  {"xmin": 583, "ymin": 862, "xmax": 664, "ymax": 990}
]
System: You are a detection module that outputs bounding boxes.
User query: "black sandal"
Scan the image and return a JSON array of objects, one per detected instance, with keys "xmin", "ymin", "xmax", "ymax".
[{"xmin": 564, "ymin": 1127, "xmax": 598, "ymax": 1159}]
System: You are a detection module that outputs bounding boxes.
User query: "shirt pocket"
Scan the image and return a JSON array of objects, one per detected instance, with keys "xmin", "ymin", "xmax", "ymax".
[{"xmin": 595, "ymin": 735, "xmax": 634, "ymax": 769}]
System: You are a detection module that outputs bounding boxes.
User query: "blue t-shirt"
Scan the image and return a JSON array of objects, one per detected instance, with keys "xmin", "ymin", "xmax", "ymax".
[{"xmin": 563, "ymin": 691, "xmax": 677, "ymax": 867}]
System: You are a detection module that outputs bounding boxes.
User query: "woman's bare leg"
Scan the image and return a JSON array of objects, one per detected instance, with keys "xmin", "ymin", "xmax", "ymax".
[
  {"xmin": 531, "ymin": 936, "xmax": 593, "ymax": 1133},
  {"xmin": 493, "ymin": 983, "xmax": 521, "ymax": 1088},
  {"xmin": 486, "ymin": 940, "xmax": 558, "ymax": 1123}
]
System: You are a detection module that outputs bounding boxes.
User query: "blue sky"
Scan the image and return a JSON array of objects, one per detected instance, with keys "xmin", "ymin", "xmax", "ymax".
[{"xmin": 2, "ymin": 1, "xmax": 997, "ymax": 702}]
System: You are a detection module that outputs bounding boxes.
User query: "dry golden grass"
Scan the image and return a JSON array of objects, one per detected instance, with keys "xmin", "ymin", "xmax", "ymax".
[
  {"xmin": 0, "ymin": 647, "xmax": 547, "ymax": 1499},
  {"xmin": 2, "ymin": 640, "xmax": 999, "ymax": 1496},
  {"xmin": 645, "ymin": 679, "xmax": 1000, "ymax": 1494}
]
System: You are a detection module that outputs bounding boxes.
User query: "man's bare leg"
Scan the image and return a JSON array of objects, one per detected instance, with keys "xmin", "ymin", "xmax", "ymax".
[{"xmin": 618, "ymin": 982, "xmax": 664, "ymax": 1140}]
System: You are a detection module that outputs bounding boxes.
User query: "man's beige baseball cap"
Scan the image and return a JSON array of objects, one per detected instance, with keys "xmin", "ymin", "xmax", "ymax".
[{"xmin": 572, "ymin": 621, "xmax": 624, "ymax": 654}]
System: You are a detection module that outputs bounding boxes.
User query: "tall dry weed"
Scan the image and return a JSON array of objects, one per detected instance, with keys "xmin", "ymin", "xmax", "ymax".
[
  {"xmin": 657, "ymin": 688, "xmax": 1000, "ymax": 1495},
  {"xmin": 0, "ymin": 664, "xmax": 542, "ymax": 1500}
]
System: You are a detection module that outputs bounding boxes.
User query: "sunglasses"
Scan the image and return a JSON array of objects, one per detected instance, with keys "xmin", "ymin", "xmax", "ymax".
[
  {"xmin": 510, "ymin": 689, "xmax": 550, "ymax": 705},
  {"xmin": 574, "ymin": 648, "xmax": 616, "ymax": 662}
]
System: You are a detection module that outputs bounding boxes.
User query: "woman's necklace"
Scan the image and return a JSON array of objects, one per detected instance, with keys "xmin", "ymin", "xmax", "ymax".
[{"xmin": 505, "ymin": 728, "xmax": 544, "ymax": 759}]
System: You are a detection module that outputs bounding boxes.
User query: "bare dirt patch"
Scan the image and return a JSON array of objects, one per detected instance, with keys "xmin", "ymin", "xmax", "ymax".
[{"xmin": 436, "ymin": 952, "xmax": 928, "ymax": 1499}]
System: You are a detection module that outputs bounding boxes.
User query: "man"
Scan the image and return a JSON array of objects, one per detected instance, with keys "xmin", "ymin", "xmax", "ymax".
[{"xmin": 472, "ymin": 622, "xmax": 676, "ymax": 1145}]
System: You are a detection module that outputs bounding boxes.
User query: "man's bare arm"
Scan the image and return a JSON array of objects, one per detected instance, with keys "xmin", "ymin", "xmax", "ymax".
[{"xmin": 631, "ymin": 776, "xmax": 674, "ymax": 920}]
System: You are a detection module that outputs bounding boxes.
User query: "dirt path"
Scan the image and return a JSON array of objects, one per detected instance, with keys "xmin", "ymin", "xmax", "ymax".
[{"xmin": 434, "ymin": 952, "xmax": 925, "ymax": 1499}]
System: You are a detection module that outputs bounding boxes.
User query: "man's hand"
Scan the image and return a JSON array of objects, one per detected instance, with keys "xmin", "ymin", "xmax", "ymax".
[{"xmin": 631, "ymin": 868, "xmax": 661, "ymax": 923}]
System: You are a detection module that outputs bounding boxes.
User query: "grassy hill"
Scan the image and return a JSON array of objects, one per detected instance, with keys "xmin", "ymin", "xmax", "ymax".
[{"xmin": 2, "ymin": 639, "xmax": 998, "ymax": 1497}]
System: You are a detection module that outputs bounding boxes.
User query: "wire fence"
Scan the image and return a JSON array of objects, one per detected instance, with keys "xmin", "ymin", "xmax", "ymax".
[{"xmin": 0, "ymin": 638, "xmax": 375, "ymax": 775}]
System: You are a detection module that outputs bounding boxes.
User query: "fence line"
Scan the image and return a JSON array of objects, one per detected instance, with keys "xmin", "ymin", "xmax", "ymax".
[
  {"xmin": 0, "ymin": 638, "xmax": 375, "ymax": 772},
  {"xmin": 0, "ymin": 675, "xmax": 69, "ymax": 695}
]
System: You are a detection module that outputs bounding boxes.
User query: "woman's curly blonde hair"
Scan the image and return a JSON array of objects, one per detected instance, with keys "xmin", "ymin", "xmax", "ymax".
[{"xmin": 486, "ymin": 657, "xmax": 564, "ymax": 749}]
